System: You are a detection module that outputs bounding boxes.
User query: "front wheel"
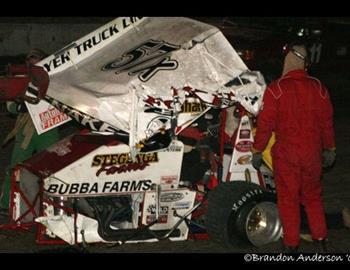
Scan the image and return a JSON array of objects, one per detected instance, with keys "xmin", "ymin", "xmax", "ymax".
[{"xmin": 206, "ymin": 181, "xmax": 282, "ymax": 247}]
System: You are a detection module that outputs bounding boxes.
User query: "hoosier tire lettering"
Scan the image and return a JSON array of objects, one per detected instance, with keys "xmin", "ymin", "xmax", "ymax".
[
  {"xmin": 206, "ymin": 181, "xmax": 278, "ymax": 247},
  {"xmin": 231, "ymin": 188, "xmax": 263, "ymax": 211}
]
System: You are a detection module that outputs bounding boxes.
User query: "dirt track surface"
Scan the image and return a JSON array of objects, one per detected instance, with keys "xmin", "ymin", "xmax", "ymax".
[
  {"xmin": 0, "ymin": 225, "xmax": 350, "ymax": 253},
  {"xmin": 0, "ymin": 70, "xmax": 350, "ymax": 254}
]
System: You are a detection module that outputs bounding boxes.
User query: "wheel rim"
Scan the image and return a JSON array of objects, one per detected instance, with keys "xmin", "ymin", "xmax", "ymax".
[{"xmin": 245, "ymin": 201, "xmax": 282, "ymax": 247}]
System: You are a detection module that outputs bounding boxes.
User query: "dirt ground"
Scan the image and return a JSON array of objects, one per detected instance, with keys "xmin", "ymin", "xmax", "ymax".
[{"xmin": 0, "ymin": 70, "xmax": 349, "ymax": 254}]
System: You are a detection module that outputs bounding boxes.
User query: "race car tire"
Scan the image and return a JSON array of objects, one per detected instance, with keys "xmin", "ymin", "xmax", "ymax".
[{"xmin": 206, "ymin": 181, "xmax": 282, "ymax": 247}]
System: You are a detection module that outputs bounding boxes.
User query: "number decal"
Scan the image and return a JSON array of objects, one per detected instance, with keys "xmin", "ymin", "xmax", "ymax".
[{"xmin": 102, "ymin": 40, "xmax": 180, "ymax": 82}]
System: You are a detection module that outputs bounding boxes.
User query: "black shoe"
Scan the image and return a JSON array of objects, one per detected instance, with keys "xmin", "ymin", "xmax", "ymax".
[
  {"xmin": 312, "ymin": 239, "xmax": 328, "ymax": 253},
  {"xmin": 284, "ymin": 245, "xmax": 299, "ymax": 253}
]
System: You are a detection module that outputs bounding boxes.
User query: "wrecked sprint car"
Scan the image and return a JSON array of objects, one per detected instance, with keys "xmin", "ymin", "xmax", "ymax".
[{"xmin": 0, "ymin": 17, "xmax": 282, "ymax": 247}]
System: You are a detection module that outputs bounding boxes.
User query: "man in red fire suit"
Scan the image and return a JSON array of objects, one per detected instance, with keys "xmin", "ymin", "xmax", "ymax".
[{"xmin": 251, "ymin": 43, "xmax": 336, "ymax": 252}]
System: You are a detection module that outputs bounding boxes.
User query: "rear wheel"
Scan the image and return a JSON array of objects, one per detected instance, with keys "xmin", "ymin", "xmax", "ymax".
[{"xmin": 206, "ymin": 181, "xmax": 282, "ymax": 247}]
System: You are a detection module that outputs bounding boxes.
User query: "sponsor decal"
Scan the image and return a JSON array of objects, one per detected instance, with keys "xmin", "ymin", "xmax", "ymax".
[
  {"xmin": 174, "ymin": 201, "xmax": 191, "ymax": 210},
  {"xmin": 147, "ymin": 205, "xmax": 169, "ymax": 215},
  {"xmin": 42, "ymin": 17, "xmax": 144, "ymax": 73},
  {"xmin": 239, "ymin": 129, "xmax": 251, "ymax": 139},
  {"xmin": 235, "ymin": 140, "xmax": 252, "ymax": 153},
  {"xmin": 181, "ymin": 101, "xmax": 207, "ymax": 113},
  {"xmin": 96, "ymin": 163, "xmax": 150, "ymax": 177},
  {"xmin": 92, "ymin": 152, "xmax": 159, "ymax": 167},
  {"xmin": 102, "ymin": 39, "xmax": 180, "ymax": 82},
  {"xmin": 46, "ymin": 179, "xmax": 152, "ymax": 196},
  {"xmin": 146, "ymin": 205, "xmax": 168, "ymax": 224},
  {"xmin": 146, "ymin": 215, "xmax": 167, "ymax": 224},
  {"xmin": 160, "ymin": 175, "xmax": 178, "ymax": 185},
  {"xmin": 92, "ymin": 152, "xmax": 158, "ymax": 177},
  {"xmin": 39, "ymin": 107, "xmax": 70, "ymax": 130},
  {"xmin": 160, "ymin": 192, "xmax": 184, "ymax": 203},
  {"xmin": 237, "ymin": 154, "xmax": 252, "ymax": 165}
]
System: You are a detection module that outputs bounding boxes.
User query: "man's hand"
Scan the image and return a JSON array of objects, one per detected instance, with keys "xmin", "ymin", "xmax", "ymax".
[
  {"xmin": 252, "ymin": 152, "xmax": 263, "ymax": 171},
  {"xmin": 322, "ymin": 149, "xmax": 336, "ymax": 168}
]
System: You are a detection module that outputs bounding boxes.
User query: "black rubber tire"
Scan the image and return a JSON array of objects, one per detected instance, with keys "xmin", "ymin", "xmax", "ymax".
[{"xmin": 206, "ymin": 181, "xmax": 277, "ymax": 247}]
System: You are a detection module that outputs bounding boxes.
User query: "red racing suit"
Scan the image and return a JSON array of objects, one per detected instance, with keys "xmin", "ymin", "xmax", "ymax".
[{"xmin": 253, "ymin": 69, "xmax": 335, "ymax": 247}]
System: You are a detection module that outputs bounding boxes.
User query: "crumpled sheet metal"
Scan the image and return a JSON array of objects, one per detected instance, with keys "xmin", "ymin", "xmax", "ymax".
[{"xmin": 40, "ymin": 17, "xmax": 259, "ymax": 134}]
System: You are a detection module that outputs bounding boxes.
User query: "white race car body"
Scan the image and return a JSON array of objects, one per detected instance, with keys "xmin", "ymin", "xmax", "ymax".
[{"xmin": 6, "ymin": 17, "xmax": 269, "ymax": 245}]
